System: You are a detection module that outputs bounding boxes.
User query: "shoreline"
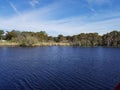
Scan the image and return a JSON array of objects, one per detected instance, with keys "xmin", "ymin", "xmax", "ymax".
[
  {"xmin": 0, "ymin": 42, "xmax": 71, "ymax": 47},
  {"xmin": 0, "ymin": 42, "xmax": 120, "ymax": 48},
  {"xmin": 0, "ymin": 42, "xmax": 19, "ymax": 46}
]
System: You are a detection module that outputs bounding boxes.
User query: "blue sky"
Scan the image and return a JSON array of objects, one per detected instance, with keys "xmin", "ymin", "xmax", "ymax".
[{"xmin": 0, "ymin": 0, "xmax": 120, "ymax": 36}]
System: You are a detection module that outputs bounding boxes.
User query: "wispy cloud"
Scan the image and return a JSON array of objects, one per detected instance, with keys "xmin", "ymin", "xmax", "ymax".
[
  {"xmin": 87, "ymin": 0, "xmax": 112, "ymax": 5},
  {"xmin": 9, "ymin": 1, "xmax": 21, "ymax": 15},
  {"xmin": 0, "ymin": 10, "xmax": 120, "ymax": 36},
  {"xmin": 29, "ymin": 0, "xmax": 40, "ymax": 7}
]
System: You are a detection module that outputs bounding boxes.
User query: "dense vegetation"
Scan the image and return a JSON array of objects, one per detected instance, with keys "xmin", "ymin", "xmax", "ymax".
[{"xmin": 0, "ymin": 30, "xmax": 120, "ymax": 47}]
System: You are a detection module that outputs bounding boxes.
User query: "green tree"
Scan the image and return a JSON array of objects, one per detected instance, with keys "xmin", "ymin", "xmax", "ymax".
[
  {"xmin": 57, "ymin": 34, "xmax": 66, "ymax": 42},
  {"xmin": 36, "ymin": 31, "xmax": 48, "ymax": 42},
  {"xmin": 6, "ymin": 30, "xmax": 20, "ymax": 40},
  {"xmin": 102, "ymin": 31, "xmax": 120, "ymax": 47},
  {"xmin": 0, "ymin": 30, "xmax": 4, "ymax": 40},
  {"xmin": 19, "ymin": 34, "xmax": 38, "ymax": 46}
]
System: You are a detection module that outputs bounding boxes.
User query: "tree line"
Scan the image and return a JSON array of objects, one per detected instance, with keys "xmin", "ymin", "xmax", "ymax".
[{"xmin": 0, "ymin": 30, "xmax": 120, "ymax": 47}]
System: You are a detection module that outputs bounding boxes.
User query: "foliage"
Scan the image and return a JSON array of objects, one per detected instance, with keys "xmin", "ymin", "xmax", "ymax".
[
  {"xmin": 102, "ymin": 31, "xmax": 120, "ymax": 47},
  {"xmin": 0, "ymin": 30, "xmax": 4, "ymax": 40},
  {"xmin": 19, "ymin": 35, "xmax": 38, "ymax": 47},
  {"xmin": 6, "ymin": 30, "xmax": 20, "ymax": 40},
  {"xmin": 1, "ymin": 30, "xmax": 120, "ymax": 47}
]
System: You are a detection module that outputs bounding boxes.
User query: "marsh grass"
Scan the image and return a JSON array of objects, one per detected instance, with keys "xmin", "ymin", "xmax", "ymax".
[
  {"xmin": 0, "ymin": 40, "xmax": 19, "ymax": 46},
  {"xmin": 0, "ymin": 40, "xmax": 71, "ymax": 47}
]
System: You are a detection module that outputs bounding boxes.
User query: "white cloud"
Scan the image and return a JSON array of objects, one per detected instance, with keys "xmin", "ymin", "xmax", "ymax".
[{"xmin": 29, "ymin": 0, "xmax": 40, "ymax": 7}]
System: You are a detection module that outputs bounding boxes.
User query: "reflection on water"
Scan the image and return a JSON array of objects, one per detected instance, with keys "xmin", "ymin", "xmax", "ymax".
[{"xmin": 0, "ymin": 46, "xmax": 120, "ymax": 90}]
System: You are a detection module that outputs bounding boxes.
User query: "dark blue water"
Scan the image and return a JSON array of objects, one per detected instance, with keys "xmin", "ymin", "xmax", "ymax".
[{"xmin": 0, "ymin": 46, "xmax": 120, "ymax": 90}]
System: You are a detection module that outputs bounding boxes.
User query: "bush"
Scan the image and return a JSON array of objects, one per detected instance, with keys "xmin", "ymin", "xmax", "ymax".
[{"xmin": 18, "ymin": 35, "xmax": 38, "ymax": 46}]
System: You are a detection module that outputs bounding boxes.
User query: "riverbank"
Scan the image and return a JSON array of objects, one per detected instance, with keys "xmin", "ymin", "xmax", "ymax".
[
  {"xmin": 33, "ymin": 42, "xmax": 70, "ymax": 46},
  {"xmin": 0, "ymin": 41, "xmax": 19, "ymax": 46},
  {"xmin": 0, "ymin": 41, "xmax": 71, "ymax": 47},
  {"xmin": 0, "ymin": 41, "xmax": 120, "ymax": 47}
]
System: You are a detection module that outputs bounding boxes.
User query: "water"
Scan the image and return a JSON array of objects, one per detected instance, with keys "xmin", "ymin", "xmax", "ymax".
[{"xmin": 0, "ymin": 46, "xmax": 120, "ymax": 90}]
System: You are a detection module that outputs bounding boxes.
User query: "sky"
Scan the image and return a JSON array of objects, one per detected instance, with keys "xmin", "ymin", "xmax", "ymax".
[{"xmin": 0, "ymin": 0, "xmax": 120, "ymax": 36}]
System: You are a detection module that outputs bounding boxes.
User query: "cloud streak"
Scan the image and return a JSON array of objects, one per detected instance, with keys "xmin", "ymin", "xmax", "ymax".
[
  {"xmin": 87, "ymin": 0, "xmax": 112, "ymax": 5},
  {"xmin": 9, "ymin": 1, "xmax": 21, "ymax": 15},
  {"xmin": 29, "ymin": 0, "xmax": 40, "ymax": 7}
]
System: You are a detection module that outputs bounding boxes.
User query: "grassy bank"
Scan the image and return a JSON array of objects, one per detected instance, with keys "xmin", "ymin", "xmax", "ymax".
[
  {"xmin": 34, "ymin": 42, "xmax": 70, "ymax": 46},
  {"xmin": 1, "ymin": 40, "xmax": 120, "ymax": 47},
  {"xmin": 0, "ymin": 41, "xmax": 71, "ymax": 47},
  {"xmin": 0, "ymin": 41, "xmax": 19, "ymax": 46}
]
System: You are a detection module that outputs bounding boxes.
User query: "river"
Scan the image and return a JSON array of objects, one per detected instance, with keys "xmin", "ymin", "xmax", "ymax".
[{"xmin": 0, "ymin": 46, "xmax": 120, "ymax": 90}]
